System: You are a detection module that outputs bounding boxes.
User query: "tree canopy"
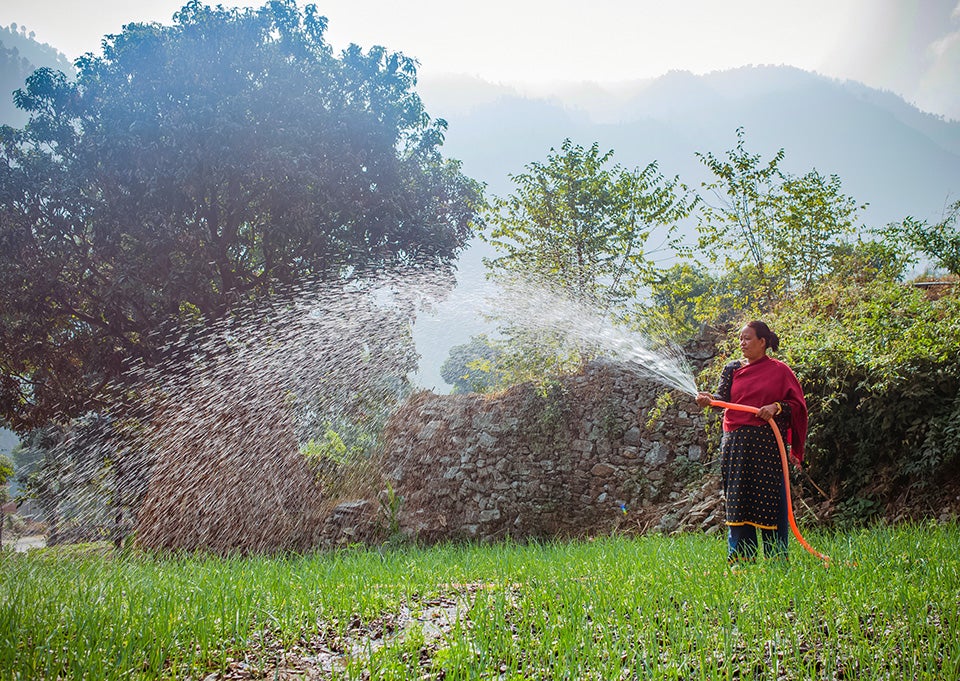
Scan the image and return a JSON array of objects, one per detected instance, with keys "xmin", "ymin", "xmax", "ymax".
[
  {"xmin": 890, "ymin": 199, "xmax": 960, "ymax": 278},
  {"xmin": 694, "ymin": 127, "xmax": 864, "ymax": 303},
  {"xmin": 0, "ymin": 0, "xmax": 483, "ymax": 431},
  {"xmin": 482, "ymin": 139, "xmax": 691, "ymax": 312},
  {"xmin": 439, "ymin": 334, "xmax": 503, "ymax": 394}
]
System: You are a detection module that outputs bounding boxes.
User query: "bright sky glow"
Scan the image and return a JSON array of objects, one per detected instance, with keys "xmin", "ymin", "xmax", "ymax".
[{"xmin": 3, "ymin": 0, "xmax": 959, "ymax": 118}]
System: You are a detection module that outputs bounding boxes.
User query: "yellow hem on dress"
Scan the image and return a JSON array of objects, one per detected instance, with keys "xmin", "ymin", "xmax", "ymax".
[{"xmin": 725, "ymin": 520, "xmax": 778, "ymax": 531}]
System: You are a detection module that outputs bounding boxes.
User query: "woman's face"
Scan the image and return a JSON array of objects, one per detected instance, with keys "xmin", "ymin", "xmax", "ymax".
[{"xmin": 739, "ymin": 325, "xmax": 767, "ymax": 362}]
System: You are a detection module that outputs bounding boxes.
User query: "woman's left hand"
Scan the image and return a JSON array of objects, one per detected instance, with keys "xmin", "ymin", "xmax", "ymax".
[{"xmin": 756, "ymin": 403, "xmax": 780, "ymax": 421}]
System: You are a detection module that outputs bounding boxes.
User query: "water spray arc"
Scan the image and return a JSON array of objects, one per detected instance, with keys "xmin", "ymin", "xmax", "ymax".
[{"xmin": 708, "ymin": 398, "xmax": 831, "ymax": 566}]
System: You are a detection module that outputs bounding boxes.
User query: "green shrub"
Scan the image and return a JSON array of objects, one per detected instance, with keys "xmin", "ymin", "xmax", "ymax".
[{"xmin": 772, "ymin": 277, "xmax": 960, "ymax": 497}]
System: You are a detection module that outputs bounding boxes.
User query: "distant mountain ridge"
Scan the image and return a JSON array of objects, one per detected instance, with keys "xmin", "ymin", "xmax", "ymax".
[
  {"xmin": 419, "ymin": 66, "xmax": 959, "ymax": 227},
  {"xmin": 1, "ymin": 39, "xmax": 952, "ymax": 228}
]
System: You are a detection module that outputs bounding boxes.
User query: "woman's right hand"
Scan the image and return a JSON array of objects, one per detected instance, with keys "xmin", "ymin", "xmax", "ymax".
[{"xmin": 695, "ymin": 392, "xmax": 714, "ymax": 408}]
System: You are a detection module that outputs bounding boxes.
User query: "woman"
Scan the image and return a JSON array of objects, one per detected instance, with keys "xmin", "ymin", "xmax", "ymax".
[{"xmin": 696, "ymin": 321, "xmax": 807, "ymax": 564}]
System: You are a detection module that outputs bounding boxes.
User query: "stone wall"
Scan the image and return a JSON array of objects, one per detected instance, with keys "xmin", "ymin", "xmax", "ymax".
[{"xmin": 374, "ymin": 360, "xmax": 724, "ymax": 544}]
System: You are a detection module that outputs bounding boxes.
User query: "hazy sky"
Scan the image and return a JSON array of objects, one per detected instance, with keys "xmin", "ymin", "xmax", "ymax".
[{"xmin": 3, "ymin": 0, "xmax": 959, "ymax": 119}]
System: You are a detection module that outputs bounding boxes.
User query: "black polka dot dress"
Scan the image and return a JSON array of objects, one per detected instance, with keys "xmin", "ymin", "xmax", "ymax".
[
  {"xmin": 716, "ymin": 361, "xmax": 790, "ymax": 530},
  {"xmin": 720, "ymin": 426, "xmax": 783, "ymax": 529}
]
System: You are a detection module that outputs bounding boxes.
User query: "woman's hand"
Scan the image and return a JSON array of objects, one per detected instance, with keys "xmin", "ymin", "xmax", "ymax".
[
  {"xmin": 695, "ymin": 392, "xmax": 714, "ymax": 408},
  {"xmin": 756, "ymin": 403, "xmax": 780, "ymax": 421}
]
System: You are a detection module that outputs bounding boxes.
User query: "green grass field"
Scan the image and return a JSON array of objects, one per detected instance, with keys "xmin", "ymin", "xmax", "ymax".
[{"xmin": 1, "ymin": 523, "xmax": 958, "ymax": 680}]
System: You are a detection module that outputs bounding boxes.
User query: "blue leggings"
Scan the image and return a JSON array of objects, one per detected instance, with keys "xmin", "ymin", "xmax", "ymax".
[{"xmin": 727, "ymin": 482, "xmax": 789, "ymax": 562}]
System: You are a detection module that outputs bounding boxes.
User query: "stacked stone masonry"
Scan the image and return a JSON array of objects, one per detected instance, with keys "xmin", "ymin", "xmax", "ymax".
[{"xmin": 374, "ymin": 360, "xmax": 724, "ymax": 545}]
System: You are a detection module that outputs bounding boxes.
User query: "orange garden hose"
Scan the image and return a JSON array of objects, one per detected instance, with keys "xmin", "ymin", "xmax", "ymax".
[{"xmin": 708, "ymin": 399, "xmax": 831, "ymax": 566}]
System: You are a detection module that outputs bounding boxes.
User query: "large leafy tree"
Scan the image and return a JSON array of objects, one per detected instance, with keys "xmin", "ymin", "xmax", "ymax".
[
  {"xmin": 483, "ymin": 138, "xmax": 691, "ymax": 312},
  {"xmin": 694, "ymin": 128, "xmax": 863, "ymax": 304},
  {"xmin": 768, "ymin": 170, "xmax": 863, "ymax": 290},
  {"xmin": 0, "ymin": 0, "xmax": 482, "ymax": 431},
  {"xmin": 694, "ymin": 127, "xmax": 784, "ymax": 289}
]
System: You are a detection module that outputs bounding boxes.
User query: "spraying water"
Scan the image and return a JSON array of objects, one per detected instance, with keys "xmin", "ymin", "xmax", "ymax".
[
  {"xmin": 23, "ymin": 270, "xmax": 454, "ymax": 550},
  {"xmin": 489, "ymin": 276, "xmax": 699, "ymax": 396},
  {"xmin": 20, "ymin": 269, "xmax": 699, "ymax": 551}
]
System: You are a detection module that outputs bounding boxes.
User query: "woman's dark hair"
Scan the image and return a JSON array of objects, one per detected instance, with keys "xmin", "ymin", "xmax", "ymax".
[{"xmin": 747, "ymin": 320, "xmax": 780, "ymax": 351}]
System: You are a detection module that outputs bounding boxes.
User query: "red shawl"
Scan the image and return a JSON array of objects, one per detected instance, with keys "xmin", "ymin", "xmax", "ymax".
[{"xmin": 723, "ymin": 355, "xmax": 808, "ymax": 464}]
